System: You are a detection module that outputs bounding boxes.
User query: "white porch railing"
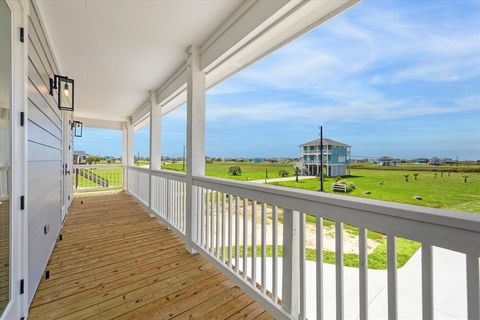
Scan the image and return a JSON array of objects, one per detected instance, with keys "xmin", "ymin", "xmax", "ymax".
[
  {"xmin": 73, "ymin": 164, "xmax": 124, "ymax": 192},
  {"xmin": 127, "ymin": 166, "xmax": 187, "ymax": 236},
  {"xmin": 151, "ymin": 169, "xmax": 187, "ymax": 235},
  {"xmin": 126, "ymin": 166, "xmax": 149, "ymax": 205},
  {"xmin": 125, "ymin": 166, "xmax": 480, "ymax": 320}
]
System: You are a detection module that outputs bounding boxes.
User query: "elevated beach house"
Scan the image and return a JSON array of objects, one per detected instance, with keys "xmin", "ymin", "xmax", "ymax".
[
  {"xmin": 1, "ymin": 1, "xmax": 479, "ymax": 320},
  {"xmin": 299, "ymin": 138, "xmax": 351, "ymax": 177}
]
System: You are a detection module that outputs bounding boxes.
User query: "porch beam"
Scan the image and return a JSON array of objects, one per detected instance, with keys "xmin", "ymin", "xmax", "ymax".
[
  {"xmin": 129, "ymin": 0, "xmax": 359, "ymax": 120},
  {"xmin": 74, "ymin": 117, "xmax": 123, "ymax": 130},
  {"xmin": 185, "ymin": 46, "xmax": 206, "ymax": 253}
]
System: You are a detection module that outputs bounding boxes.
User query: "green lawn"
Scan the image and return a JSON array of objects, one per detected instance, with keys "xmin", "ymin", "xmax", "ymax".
[
  {"xmin": 273, "ymin": 169, "xmax": 480, "ymax": 214},
  {"xmin": 73, "ymin": 167, "xmax": 123, "ymax": 189},
  {"xmin": 162, "ymin": 161, "xmax": 295, "ymax": 181}
]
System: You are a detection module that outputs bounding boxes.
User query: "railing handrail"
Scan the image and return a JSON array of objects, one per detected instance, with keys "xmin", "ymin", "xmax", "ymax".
[
  {"xmin": 192, "ymin": 175, "xmax": 480, "ymax": 256},
  {"xmin": 151, "ymin": 169, "xmax": 187, "ymax": 182},
  {"xmin": 73, "ymin": 164, "xmax": 123, "ymax": 169},
  {"xmin": 128, "ymin": 165, "xmax": 150, "ymax": 172},
  {"xmin": 127, "ymin": 166, "xmax": 187, "ymax": 182}
]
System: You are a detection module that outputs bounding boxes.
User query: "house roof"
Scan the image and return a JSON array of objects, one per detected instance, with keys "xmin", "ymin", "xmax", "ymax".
[
  {"xmin": 378, "ymin": 156, "xmax": 397, "ymax": 161},
  {"xmin": 300, "ymin": 138, "xmax": 350, "ymax": 147},
  {"xmin": 73, "ymin": 151, "xmax": 90, "ymax": 157}
]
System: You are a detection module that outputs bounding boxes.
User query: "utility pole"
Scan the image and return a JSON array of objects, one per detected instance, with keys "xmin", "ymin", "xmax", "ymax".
[{"xmin": 319, "ymin": 126, "xmax": 324, "ymax": 192}]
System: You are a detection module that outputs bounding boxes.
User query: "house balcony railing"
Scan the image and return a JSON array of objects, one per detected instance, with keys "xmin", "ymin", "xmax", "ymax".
[
  {"xmin": 301, "ymin": 150, "xmax": 332, "ymax": 156},
  {"xmin": 125, "ymin": 166, "xmax": 480, "ymax": 320},
  {"xmin": 73, "ymin": 164, "xmax": 124, "ymax": 193}
]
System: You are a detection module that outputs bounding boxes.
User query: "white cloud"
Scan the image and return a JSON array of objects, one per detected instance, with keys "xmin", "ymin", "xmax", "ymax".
[
  {"xmin": 205, "ymin": 93, "xmax": 480, "ymax": 124},
  {"xmin": 205, "ymin": 1, "xmax": 480, "ymax": 126}
]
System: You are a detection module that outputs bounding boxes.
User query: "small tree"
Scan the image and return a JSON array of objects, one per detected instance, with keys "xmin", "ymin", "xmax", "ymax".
[
  {"xmin": 294, "ymin": 167, "xmax": 300, "ymax": 182},
  {"xmin": 404, "ymin": 174, "xmax": 410, "ymax": 182},
  {"xmin": 413, "ymin": 173, "xmax": 419, "ymax": 180},
  {"xmin": 294, "ymin": 161, "xmax": 305, "ymax": 183},
  {"xmin": 434, "ymin": 173, "xmax": 438, "ymax": 178},
  {"xmin": 279, "ymin": 169, "xmax": 289, "ymax": 177},
  {"xmin": 228, "ymin": 166, "xmax": 242, "ymax": 176},
  {"xmin": 463, "ymin": 175, "xmax": 469, "ymax": 183},
  {"xmin": 440, "ymin": 172, "xmax": 444, "ymax": 178}
]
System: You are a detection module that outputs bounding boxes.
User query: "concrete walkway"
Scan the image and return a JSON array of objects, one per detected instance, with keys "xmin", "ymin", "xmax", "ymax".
[
  {"xmin": 251, "ymin": 175, "xmax": 316, "ymax": 184},
  {"xmin": 242, "ymin": 247, "xmax": 469, "ymax": 319}
]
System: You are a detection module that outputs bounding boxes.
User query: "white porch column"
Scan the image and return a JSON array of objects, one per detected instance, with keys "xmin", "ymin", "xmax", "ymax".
[
  {"xmin": 185, "ymin": 46, "xmax": 206, "ymax": 253},
  {"xmin": 127, "ymin": 121, "xmax": 135, "ymax": 167},
  {"xmin": 122, "ymin": 120, "xmax": 135, "ymax": 192},
  {"xmin": 148, "ymin": 91, "xmax": 161, "ymax": 216},
  {"xmin": 121, "ymin": 122, "xmax": 128, "ymax": 190},
  {"xmin": 149, "ymin": 90, "xmax": 162, "ymax": 171}
]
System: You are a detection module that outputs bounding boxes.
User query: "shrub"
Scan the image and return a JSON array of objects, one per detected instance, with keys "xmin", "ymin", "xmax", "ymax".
[
  {"xmin": 228, "ymin": 166, "xmax": 242, "ymax": 176},
  {"xmin": 278, "ymin": 169, "xmax": 289, "ymax": 177}
]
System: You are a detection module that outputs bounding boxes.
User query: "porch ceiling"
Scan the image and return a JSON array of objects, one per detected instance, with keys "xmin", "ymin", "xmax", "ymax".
[{"xmin": 35, "ymin": 0, "xmax": 242, "ymax": 122}]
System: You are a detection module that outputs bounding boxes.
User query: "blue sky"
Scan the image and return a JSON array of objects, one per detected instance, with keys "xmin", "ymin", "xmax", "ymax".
[{"xmin": 75, "ymin": 0, "xmax": 480, "ymax": 160}]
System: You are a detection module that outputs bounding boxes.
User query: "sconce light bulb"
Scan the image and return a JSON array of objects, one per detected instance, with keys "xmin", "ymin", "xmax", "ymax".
[{"xmin": 64, "ymin": 83, "xmax": 69, "ymax": 97}]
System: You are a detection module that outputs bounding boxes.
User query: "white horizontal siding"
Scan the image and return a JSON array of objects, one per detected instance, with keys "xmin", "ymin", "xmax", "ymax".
[{"xmin": 27, "ymin": 0, "xmax": 63, "ymax": 306}]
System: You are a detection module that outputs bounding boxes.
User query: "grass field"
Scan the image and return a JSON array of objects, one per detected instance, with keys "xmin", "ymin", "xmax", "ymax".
[
  {"xmin": 162, "ymin": 161, "xmax": 295, "ymax": 181},
  {"xmin": 274, "ymin": 169, "xmax": 480, "ymax": 214},
  {"xmin": 351, "ymin": 162, "xmax": 480, "ymax": 172},
  {"xmin": 73, "ymin": 167, "xmax": 123, "ymax": 190}
]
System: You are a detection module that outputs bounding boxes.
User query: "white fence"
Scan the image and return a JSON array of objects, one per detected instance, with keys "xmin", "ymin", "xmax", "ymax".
[
  {"xmin": 126, "ymin": 166, "xmax": 480, "ymax": 320},
  {"xmin": 73, "ymin": 164, "xmax": 124, "ymax": 192}
]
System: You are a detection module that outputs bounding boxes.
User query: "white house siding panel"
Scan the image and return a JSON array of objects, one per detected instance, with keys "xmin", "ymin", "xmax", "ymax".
[{"xmin": 26, "ymin": 1, "xmax": 63, "ymax": 306}]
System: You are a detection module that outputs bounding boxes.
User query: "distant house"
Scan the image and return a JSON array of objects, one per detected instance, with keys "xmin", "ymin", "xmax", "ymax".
[
  {"xmin": 442, "ymin": 158, "xmax": 455, "ymax": 164},
  {"xmin": 378, "ymin": 156, "xmax": 398, "ymax": 166},
  {"xmin": 251, "ymin": 158, "xmax": 265, "ymax": 163},
  {"xmin": 428, "ymin": 157, "xmax": 444, "ymax": 166},
  {"xmin": 414, "ymin": 158, "xmax": 429, "ymax": 164},
  {"xmin": 73, "ymin": 151, "xmax": 90, "ymax": 164},
  {"xmin": 299, "ymin": 138, "xmax": 351, "ymax": 177}
]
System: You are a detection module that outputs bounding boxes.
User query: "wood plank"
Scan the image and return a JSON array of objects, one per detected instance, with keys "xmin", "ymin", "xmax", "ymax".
[{"xmin": 29, "ymin": 191, "xmax": 272, "ymax": 319}]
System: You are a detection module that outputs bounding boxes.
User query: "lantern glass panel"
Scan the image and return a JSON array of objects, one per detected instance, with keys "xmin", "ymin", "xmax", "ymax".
[{"xmin": 58, "ymin": 77, "xmax": 74, "ymax": 111}]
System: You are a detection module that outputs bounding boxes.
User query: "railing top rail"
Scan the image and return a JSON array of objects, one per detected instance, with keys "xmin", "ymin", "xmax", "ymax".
[
  {"xmin": 193, "ymin": 175, "xmax": 480, "ymax": 255},
  {"xmin": 151, "ymin": 169, "xmax": 187, "ymax": 182},
  {"xmin": 74, "ymin": 164, "xmax": 123, "ymax": 169},
  {"xmin": 128, "ymin": 165, "xmax": 150, "ymax": 172}
]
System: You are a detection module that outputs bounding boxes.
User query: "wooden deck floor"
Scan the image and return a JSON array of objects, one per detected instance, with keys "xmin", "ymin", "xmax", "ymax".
[{"xmin": 29, "ymin": 191, "xmax": 273, "ymax": 320}]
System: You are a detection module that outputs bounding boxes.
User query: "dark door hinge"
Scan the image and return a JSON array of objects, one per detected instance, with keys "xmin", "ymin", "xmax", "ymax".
[
  {"xmin": 20, "ymin": 112, "xmax": 25, "ymax": 126},
  {"xmin": 19, "ymin": 27, "xmax": 24, "ymax": 43},
  {"xmin": 20, "ymin": 195, "xmax": 25, "ymax": 210},
  {"xmin": 20, "ymin": 279, "xmax": 24, "ymax": 294}
]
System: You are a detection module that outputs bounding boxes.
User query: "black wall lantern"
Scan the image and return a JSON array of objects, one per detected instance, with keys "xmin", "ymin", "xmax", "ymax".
[
  {"xmin": 50, "ymin": 75, "xmax": 74, "ymax": 111},
  {"xmin": 71, "ymin": 120, "xmax": 83, "ymax": 137}
]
